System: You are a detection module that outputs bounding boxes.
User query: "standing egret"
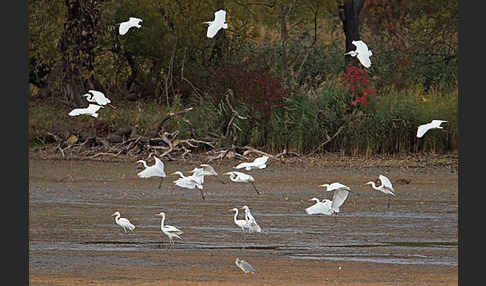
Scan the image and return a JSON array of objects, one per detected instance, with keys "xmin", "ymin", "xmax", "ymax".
[
  {"xmin": 319, "ymin": 183, "xmax": 351, "ymax": 215},
  {"xmin": 223, "ymin": 171, "xmax": 262, "ymax": 195},
  {"xmin": 137, "ymin": 156, "xmax": 166, "ymax": 188},
  {"xmin": 235, "ymin": 257, "xmax": 257, "ymax": 274},
  {"xmin": 234, "ymin": 155, "xmax": 269, "ymax": 171},
  {"xmin": 305, "ymin": 198, "xmax": 334, "ymax": 215},
  {"xmin": 119, "ymin": 17, "xmax": 142, "ymax": 35},
  {"xmin": 344, "ymin": 40, "xmax": 373, "ymax": 68},
  {"xmin": 416, "ymin": 120, "xmax": 447, "ymax": 138},
  {"xmin": 155, "ymin": 212, "xmax": 183, "ymax": 248},
  {"xmin": 205, "ymin": 10, "xmax": 227, "ymax": 38},
  {"xmin": 111, "ymin": 211, "xmax": 136, "ymax": 233},
  {"xmin": 230, "ymin": 208, "xmax": 248, "ymax": 232},
  {"xmin": 68, "ymin": 104, "xmax": 103, "ymax": 118},
  {"xmin": 172, "ymin": 171, "xmax": 206, "ymax": 200},
  {"xmin": 366, "ymin": 175, "xmax": 396, "ymax": 208},
  {"xmin": 191, "ymin": 164, "xmax": 225, "ymax": 184},
  {"xmin": 241, "ymin": 205, "xmax": 262, "ymax": 233}
]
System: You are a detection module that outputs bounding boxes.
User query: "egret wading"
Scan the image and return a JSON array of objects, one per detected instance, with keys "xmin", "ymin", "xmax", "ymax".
[
  {"xmin": 235, "ymin": 257, "xmax": 257, "ymax": 274},
  {"xmin": 111, "ymin": 211, "xmax": 136, "ymax": 233},
  {"xmin": 224, "ymin": 171, "xmax": 262, "ymax": 195},
  {"xmin": 172, "ymin": 171, "xmax": 206, "ymax": 200},
  {"xmin": 155, "ymin": 212, "xmax": 183, "ymax": 248},
  {"xmin": 241, "ymin": 205, "xmax": 262, "ymax": 233},
  {"xmin": 366, "ymin": 175, "xmax": 396, "ymax": 208}
]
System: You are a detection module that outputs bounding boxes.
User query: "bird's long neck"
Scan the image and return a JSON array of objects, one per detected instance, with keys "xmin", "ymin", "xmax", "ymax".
[
  {"xmin": 369, "ymin": 182, "xmax": 379, "ymax": 190},
  {"xmin": 114, "ymin": 214, "xmax": 120, "ymax": 223},
  {"xmin": 233, "ymin": 210, "xmax": 239, "ymax": 223},
  {"xmin": 160, "ymin": 214, "xmax": 166, "ymax": 228},
  {"xmin": 139, "ymin": 160, "xmax": 148, "ymax": 168}
]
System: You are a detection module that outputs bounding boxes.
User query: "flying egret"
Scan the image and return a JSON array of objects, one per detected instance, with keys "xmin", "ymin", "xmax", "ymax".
[
  {"xmin": 305, "ymin": 198, "xmax": 334, "ymax": 216},
  {"xmin": 416, "ymin": 120, "xmax": 447, "ymax": 138},
  {"xmin": 137, "ymin": 156, "xmax": 166, "ymax": 188},
  {"xmin": 241, "ymin": 205, "xmax": 262, "ymax": 233},
  {"xmin": 235, "ymin": 257, "xmax": 257, "ymax": 274},
  {"xmin": 68, "ymin": 104, "xmax": 103, "ymax": 118},
  {"xmin": 234, "ymin": 155, "xmax": 269, "ymax": 171},
  {"xmin": 205, "ymin": 10, "xmax": 228, "ymax": 38},
  {"xmin": 319, "ymin": 183, "xmax": 351, "ymax": 215},
  {"xmin": 366, "ymin": 175, "xmax": 396, "ymax": 208},
  {"xmin": 191, "ymin": 164, "xmax": 226, "ymax": 184},
  {"xmin": 155, "ymin": 212, "xmax": 183, "ymax": 248},
  {"xmin": 119, "ymin": 17, "xmax": 142, "ymax": 35},
  {"xmin": 172, "ymin": 171, "xmax": 206, "ymax": 200},
  {"xmin": 344, "ymin": 40, "xmax": 373, "ymax": 68},
  {"xmin": 111, "ymin": 211, "xmax": 136, "ymax": 233},
  {"xmin": 83, "ymin": 90, "xmax": 111, "ymax": 106},
  {"xmin": 223, "ymin": 171, "xmax": 262, "ymax": 195}
]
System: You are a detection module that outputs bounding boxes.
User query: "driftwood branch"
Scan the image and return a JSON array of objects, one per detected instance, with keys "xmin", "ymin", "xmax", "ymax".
[{"xmin": 154, "ymin": 107, "xmax": 193, "ymax": 136}]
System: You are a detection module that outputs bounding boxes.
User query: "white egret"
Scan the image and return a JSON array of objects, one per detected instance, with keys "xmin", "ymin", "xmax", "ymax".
[
  {"xmin": 111, "ymin": 211, "xmax": 136, "ymax": 233},
  {"xmin": 172, "ymin": 171, "xmax": 206, "ymax": 200},
  {"xmin": 241, "ymin": 205, "xmax": 262, "ymax": 233},
  {"xmin": 155, "ymin": 212, "xmax": 183, "ymax": 247},
  {"xmin": 119, "ymin": 17, "xmax": 142, "ymax": 35},
  {"xmin": 345, "ymin": 40, "xmax": 373, "ymax": 68},
  {"xmin": 366, "ymin": 174, "xmax": 396, "ymax": 208},
  {"xmin": 416, "ymin": 120, "xmax": 447, "ymax": 138},
  {"xmin": 223, "ymin": 171, "xmax": 262, "ymax": 195},
  {"xmin": 205, "ymin": 10, "xmax": 227, "ymax": 38},
  {"xmin": 230, "ymin": 208, "xmax": 248, "ymax": 232},
  {"xmin": 234, "ymin": 155, "xmax": 269, "ymax": 171},
  {"xmin": 83, "ymin": 90, "xmax": 111, "ymax": 106},
  {"xmin": 305, "ymin": 198, "xmax": 334, "ymax": 216},
  {"xmin": 137, "ymin": 156, "xmax": 166, "ymax": 188},
  {"xmin": 68, "ymin": 104, "xmax": 103, "ymax": 118},
  {"xmin": 235, "ymin": 257, "xmax": 257, "ymax": 274},
  {"xmin": 191, "ymin": 164, "xmax": 226, "ymax": 184},
  {"xmin": 319, "ymin": 183, "xmax": 351, "ymax": 214}
]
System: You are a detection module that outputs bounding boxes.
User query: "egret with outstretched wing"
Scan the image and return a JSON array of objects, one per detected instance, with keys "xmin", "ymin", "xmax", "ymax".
[
  {"xmin": 416, "ymin": 120, "xmax": 447, "ymax": 138},
  {"xmin": 119, "ymin": 17, "xmax": 142, "ymax": 35},
  {"xmin": 205, "ymin": 10, "xmax": 228, "ymax": 38},
  {"xmin": 68, "ymin": 104, "xmax": 103, "ymax": 118}
]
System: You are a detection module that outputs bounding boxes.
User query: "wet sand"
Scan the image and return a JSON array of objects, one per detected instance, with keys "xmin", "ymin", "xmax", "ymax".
[{"xmin": 29, "ymin": 156, "xmax": 458, "ymax": 285}]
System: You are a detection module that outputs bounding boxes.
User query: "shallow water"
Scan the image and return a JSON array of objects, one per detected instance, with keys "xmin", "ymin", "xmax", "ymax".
[{"xmin": 29, "ymin": 158, "xmax": 458, "ymax": 280}]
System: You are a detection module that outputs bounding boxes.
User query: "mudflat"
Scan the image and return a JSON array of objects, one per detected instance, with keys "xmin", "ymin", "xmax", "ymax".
[{"xmin": 29, "ymin": 155, "xmax": 458, "ymax": 285}]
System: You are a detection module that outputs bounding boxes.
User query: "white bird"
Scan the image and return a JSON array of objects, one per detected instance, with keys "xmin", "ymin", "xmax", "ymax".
[
  {"xmin": 366, "ymin": 175, "xmax": 396, "ymax": 208},
  {"xmin": 155, "ymin": 212, "xmax": 183, "ymax": 247},
  {"xmin": 345, "ymin": 40, "xmax": 373, "ymax": 68},
  {"xmin": 83, "ymin": 90, "xmax": 111, "ymax": 106},
  {"xmin": 204, "ymin": 10, "xmax": 228, "ymax": 38},
  {"xmin": 241, "ymin": 205, "xmax": 262, "ymax": 233},
  {"xmin": 230, "ymin": 208, "xmax": 248, "ymax": 232},
  {"xmin": 234, "ymin": 155, "xmax": 269, "ymax": 171},
  {"xmin": 119, "ymin": 17, "xmax": 142, "ymax": 35},
  {"xmin": 137, "ymin": 156, "xmax": 166, "ymax": 188},
  {"xmin": 191, "ymin": 164, "xmax": 226, "ymax": 184},
  {"xmin": 319, "ymin": 183, "xmax": 351, "ymax": 214},
  {"xmin": 305, "ymin": 198, "xmax": 334, "ymax": 215},
  {"xmin": 235, "ymin": 257, "xmax": 257, "ymax": 274},
  {"xmin": 172, "ymin": 171, "xmax": 206, "ymax": 200},
  {"xmin": 223, "ymin": 171, "xmax": 262, "ymax": 195},
  {"xmin": 68, "ymin": 104, "xmax": 103, "ymax": 118},
  {"xmin": 111, "ymin": 211, "xmax": 136, "ymax": 233},
  {"xmin": 416, "ymin": 120, "xmax": 447, "ymax": 138}
]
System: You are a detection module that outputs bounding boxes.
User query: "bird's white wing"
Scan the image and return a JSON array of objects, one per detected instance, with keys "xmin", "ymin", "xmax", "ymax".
[
  {"xmin": 328, "ymin": 183, "xmax": 350, "ymax": 192},
  {"xmin": 214, "ymin": 10, "xmax": 226, "ymax": 24},
  {"xmin": 357, "ymin": 53, "xmax": 372, "ymax": 68},
  {"xmin": 69, "ymin": 104, "xmax": 102, "ymax": 117},
  {"xmin": 200, "ymin": 164, "xmax": 217, "ymax": 176},
  {"xmin": 153, "ymin": 157, "xmax": 166, "ymax": 176},
  {"xmin": 305, "ymin": 202, "xmax": 333, "ymax": 215},
  {"xmin": 119, "ymin": 22, "xmax": 130, "ymax": 35},
  {"xmin": 164, "ymin": 225, "xmax": 183, "ymax": 234},
  {"xmin": 379, "ymin": 175, "xmax": 394, "ymax": 191},
  {"xmin": 174, "ymin": 178, "xmax": 197, "ymax": 189},
  {"xmin": 206, "ymin": 22, "xmax": 221, "ymax": 38},
  {"xmin": 234, "ymin": 162, "xmax": 255, "ymax": 170},
  {"xmin": 431, "ymin": 120, "xmax": 447, "ymax": 127},
  {"xmin": 331, "ymin": 189, "xmax": 349, "ymax": 213},
  {"xmin": 88, "ymin": 90, "xmax": 110, "ymax": 105},
  {"xmin": 129, "ymin": 17, "xmax": 142, "ymax": 23},
  {"xmin": 416, "ymin": 123, "xmax": 433, "ymax": 138},
  {"xmin": 252, "ymin": 156, "xmax": 269, "ymax": 168}
]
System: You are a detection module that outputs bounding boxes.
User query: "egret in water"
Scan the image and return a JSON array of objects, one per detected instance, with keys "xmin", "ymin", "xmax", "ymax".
[
  {"xmin": 223, "ymin": 171, "xmax": 262, "ymax": 195},
  {"xmin": 345, "ymin": 40, "xmax": 373, "ymax": 68},
  {"xmin": 319, "ymin": 183, "xmax": 351, "ymax": 215},
  {"xmin": 305, "ymin": 198, "xmax": 334, "ymax": 216},
  {"xmin": 191, "ymin": 164, "xmax": 225, "ymax": 184},
  {"xmin": 205, "ymin": 10, "xmax": 227, "ymax": 38},
  {"xmin": 119, "ymin": 17, "xmax": 142, "ymax": 35},
  {"xmin": 416, "ymin": 120, "xmax": 447, "ymax": 138},
  {"xmin": 68, "ymin": 104, "xmax": 103, "ymax": 118},
  {"xmin": 155, "ymin": 212, "xmax": 183, "ymax": 248},
  {"xmin": 230, "ymin": 208, "xmax": 248, "ymax": 232},
  {"xmin": 234, "ymin": 155, "xmax": 269, "ymax": 171},
  {"xmin": 365, "ymin": 175, "xmax": 396, "ymax": 208},
  {"xmin": 241, "ymin": 205, "xmax": 262, "ymax": 233},
  {"xmin": 137, "ymin": 156, "xmax": 166, "ymax": 188},
  {"xmin": 172, "ymin": 171, "xmax": 206, "ymax": 200},
  {"xmin": 235, "ymin": 257, "xmax": 257, "ymax": 274},
  {"xmin": 111, "ymin": 211, "xmax": 136, "ymax": 233}
]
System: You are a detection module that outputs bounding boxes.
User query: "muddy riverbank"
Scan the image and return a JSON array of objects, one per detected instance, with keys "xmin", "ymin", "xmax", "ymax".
[{"xmin": 29, "ymin": 155, "xmax": 458, "ymax": 285}]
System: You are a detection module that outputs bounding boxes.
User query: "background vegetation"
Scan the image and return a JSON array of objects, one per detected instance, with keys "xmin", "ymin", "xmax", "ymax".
[{"xmin": 29, "ymin": 0, "xmax": 458, "ymax": 157}]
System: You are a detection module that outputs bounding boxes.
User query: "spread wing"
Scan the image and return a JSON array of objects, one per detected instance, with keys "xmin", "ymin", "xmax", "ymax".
[
  {"xmin": 357, "ymin": 53, "xmax": 372, "ymax": 68},
  {"xmin": 174, "ymin": 178, "xmax": 197, "ymax": 189},
  {"xmin": 234, "ymin": 162, "xmax": 252, "ymax": 170},
  {"xmin": 69, "ymin": 104, "xmax": 102, "ymax": 117},
  {"xmin": 252, "ymin": 156, "xmax": 269, "ymax": 168},
  {"xmin": 416, "ymin": 123, "xmax": 432, "ymax": 138},
  {"xmin": 331, "ymin": 189, "xmax": 349, "ymax": 213},
  {"xmin": 206, "ymin": 22, "xmax": 221, "ymax": 38},
  {"xmin": 378, "ymin": 175, "xmax": 394, "ymax": 191},
  {"xmin": 119, "ymin": 22, "xmax": 130, "ymax": 35},
  {"xmin": 88, "ymin": 90, "xmax": 110, "ymax": 105},
  {"xmin": 200, "ymin": 164, "xmax": 218, "ymax": 176},
  {"xmin": 305, "ymin": 201, "xmax": 333, "ymax": 215},
  {"xmin": 153, "ymin": 157, "xmax": 166, "ymax": 176}
]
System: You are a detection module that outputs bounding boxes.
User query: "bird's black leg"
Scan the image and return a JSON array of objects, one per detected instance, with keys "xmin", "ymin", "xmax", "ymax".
[
  {"xmin": 158, "ymin": 178, "xmax": 163, "ymax": 189},
  {"xmin": 250, "ymin": 182, "xmax": 261, "ymax": 195},
  {"xmin": 387, "ymin": 198, "xmax": 390, "ymax": 209},
  {"xmin": 200, "ymin": 189, "xmax": 206, "ymax": 200}
]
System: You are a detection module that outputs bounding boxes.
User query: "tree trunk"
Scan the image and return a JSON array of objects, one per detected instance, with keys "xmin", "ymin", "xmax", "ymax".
[
  {"xmin": 339, "ymin": 0, "xmax": 365, "ymax": 68},
  {"xmin": 280, "ymin": 3, "xmax": 289, "ymax": 82}
]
